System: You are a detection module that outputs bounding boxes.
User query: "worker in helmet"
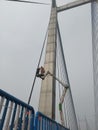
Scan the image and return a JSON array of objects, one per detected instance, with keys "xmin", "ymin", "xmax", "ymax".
[{"xmin": 36, "ymin": 66, "xmax": 45, "ymax": 80}]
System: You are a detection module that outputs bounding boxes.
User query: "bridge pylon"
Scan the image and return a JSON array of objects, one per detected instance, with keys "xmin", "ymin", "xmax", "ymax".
[{"xmin": 38, "ymin": 1, "xmax": 57, "ymax": 119}]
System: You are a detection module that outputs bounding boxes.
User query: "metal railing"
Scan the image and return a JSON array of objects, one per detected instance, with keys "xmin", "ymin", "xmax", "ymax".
[
  {"xmin": 0, "ymin": 89, "xmax": 34, "ymax": 130},
  {"xmin": 34, "ymin": 112, "xmax": 69, "ymax": 130},
  {"xmin": 0, "ymin": 89, "xmax": 69, "ymax": 130}
]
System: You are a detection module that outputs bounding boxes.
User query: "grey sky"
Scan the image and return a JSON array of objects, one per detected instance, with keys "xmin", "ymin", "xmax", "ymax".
[{"xmin": 0, "ymin": 0, "xmax": 95, "ymax": 129}]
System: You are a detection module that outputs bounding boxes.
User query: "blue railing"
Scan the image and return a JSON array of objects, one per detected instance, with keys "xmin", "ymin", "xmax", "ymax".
[
  {"xmin": 0, "ymin": 89, "xmax": 69, "ymax": 130},
  {"xmin": 34, "ymin": 112, "xmax": 58, "ymax": 130},
  {"xmin": 34, "ymin": 112, "xmax": 69, "ymax": 130},
  {"xmin": 0, "ymin": 89, "xmax": 34, "ymax": 130}
]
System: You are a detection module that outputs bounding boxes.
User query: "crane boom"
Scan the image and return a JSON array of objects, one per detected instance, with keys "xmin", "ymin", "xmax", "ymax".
[
  {"xmin": 43, "ymin": 71, "xmax": 69, "ymax": 126},
  {"xmin": 45, "ymin": 71, "xmax": 69, "ymax": 89}
]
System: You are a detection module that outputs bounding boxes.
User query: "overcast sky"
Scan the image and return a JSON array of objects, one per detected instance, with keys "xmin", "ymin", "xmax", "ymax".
[{"xmin": 0, "ymin": 0, "xmax": 95, "ymax": 129}]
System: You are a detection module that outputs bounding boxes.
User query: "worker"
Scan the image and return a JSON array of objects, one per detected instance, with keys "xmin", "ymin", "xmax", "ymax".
[{"xmin": 36, "ymin": 66, "xmax": 45, "ymax": 80}]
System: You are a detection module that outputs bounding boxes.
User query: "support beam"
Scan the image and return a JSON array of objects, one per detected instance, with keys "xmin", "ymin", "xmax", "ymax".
[{"xmin": 57, "ymin": 0, "xmax": 92, "ymax": 12}]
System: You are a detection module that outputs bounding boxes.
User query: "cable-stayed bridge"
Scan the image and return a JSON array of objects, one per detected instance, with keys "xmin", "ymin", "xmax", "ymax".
[{"xmin": 0, "ymin": 0, "xmax": 98, "ymax": 130}]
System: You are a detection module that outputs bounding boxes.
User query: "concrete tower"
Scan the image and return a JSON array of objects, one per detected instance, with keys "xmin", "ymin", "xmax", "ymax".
[{"xmin": 38, "ymin": 0, "xmax": 57, "ymax": 119}]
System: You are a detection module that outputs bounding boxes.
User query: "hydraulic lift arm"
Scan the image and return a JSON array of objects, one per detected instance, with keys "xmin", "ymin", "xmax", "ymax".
[
  {"xmin": 45, "ymin": 71, "xmax": 69, "ymax": 89},
  {"xmin": 43, "ymin": 71, "xmax": 69, "ymax": 126}
]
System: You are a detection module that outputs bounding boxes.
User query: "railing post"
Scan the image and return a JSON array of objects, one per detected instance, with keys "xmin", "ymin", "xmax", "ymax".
[
  {"xmin": 24, "ymin": 111, "xmax": 29, "ymax": 130},
  {"xmin": 10, "ymin": 103, "xmax": 17, "ymax": 130},
  {"xmin": 0, "ymin": 97, "xmax": 4, "ymax": 113},
  {"xmin": 14, "ymin": 105, "xmax": 20, "ymax": 130},
  {"xmin": 0, "ymin": 99, "xmax": 9, "ymax": 130},
  {"xmin": 34, "ymin": 112, "xmax": 39, "ymax": 130},
  {"xmin": 18, "ymin": 106, "xmax": 24, "ymax": 130},
  {"xmin": 4, "ymin": 102, "xmax": 13, "ymax": 130},
  {"xmin": 30, "ymin": 111, "xmax": 34, "ymax": 130}
]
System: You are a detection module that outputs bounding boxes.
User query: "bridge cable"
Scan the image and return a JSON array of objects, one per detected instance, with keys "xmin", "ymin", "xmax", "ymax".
[
  {"xmin": 57, "ymin": 30, "xmax": 67, "ymax": 126},
  {"xmin": 57, "ymin": 26, "xmax": 71, "ymax": 127},
  {"xmin": 28, "ymin": 27, "xmax": 48, "ymax": 105},
  {"xmin": 7, "ymin": 0, "xmax": 50, "ymax": 5}
]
